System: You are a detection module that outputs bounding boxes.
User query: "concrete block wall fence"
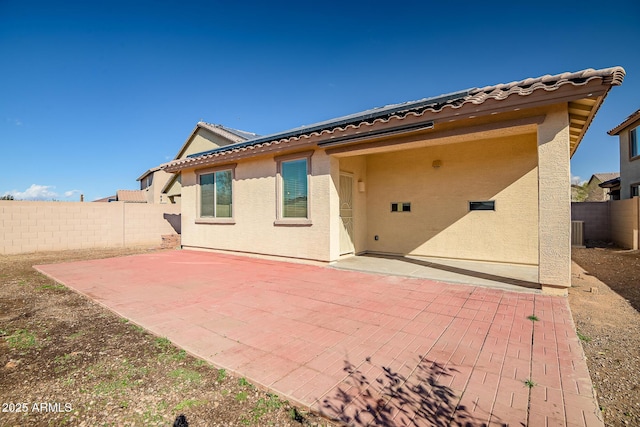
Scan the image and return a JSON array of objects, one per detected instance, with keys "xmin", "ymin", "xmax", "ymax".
[
  {"xmin": 0, "ymin": 201, "xmax": 181, "ymax": 255},
  {"xmin": 571, "ymin": 197, "xmax": 640, "ymax": 250},
  {"xmin": 610, "ymin": 198, "xmax": 639, "ymax": 250},
  {"xmin": 570, "ymin": 202, "xmax": 610, "ymax": 242}
]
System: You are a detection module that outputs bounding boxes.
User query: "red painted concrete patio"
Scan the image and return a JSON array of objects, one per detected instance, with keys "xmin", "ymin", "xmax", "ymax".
[{"xmin": 36, "ymin": 250, "xmax": 602, "ymax": 427}]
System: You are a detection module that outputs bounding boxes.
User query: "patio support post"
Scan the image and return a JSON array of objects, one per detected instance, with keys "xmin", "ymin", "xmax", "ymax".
[{"xmin": 537, "ymin": 105, "xmax": 571, "ymax": 295}]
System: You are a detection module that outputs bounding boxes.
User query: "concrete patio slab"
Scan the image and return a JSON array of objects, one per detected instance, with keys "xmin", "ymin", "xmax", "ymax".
[
  {"xmin": 35, "ymin": 250, "xmax": 602, "ymax": 427},
  {"xmin": 332, "ymin": 254, "xmax": 540, "ymax": 293}
]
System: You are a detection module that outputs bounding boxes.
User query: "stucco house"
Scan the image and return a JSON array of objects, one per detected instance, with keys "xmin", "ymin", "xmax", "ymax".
[
  {"xmin": 583, "ymin": 173, "xmax": 620, "ymax": 201},
  {"xmin": 598, "ymin": 176, "xmax": 621, "ymax": 200},
  {"xmin": 142, "ymin": 122, "xmax": 259, "ymax": 204},
  {"xmin": 137, "ymin": 166, "xmax": 172, "ymax": 204},
  {"xmin": 608, "ymin": 108, "xmax": 640, "ymax": 199},
  {"xmin": 163, "ymin": 66, "xmax": 625, "ymax": 295}
]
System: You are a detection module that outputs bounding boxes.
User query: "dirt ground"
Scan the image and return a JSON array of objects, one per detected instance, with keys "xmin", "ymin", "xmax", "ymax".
[
  {"xmin": 0, "ymin": 248, "xmax": 336, "ymax": 427},
  {"xmin": 571, "ymin": 246, "xmax": 640, "ymax": 426},
  {"xmin": 2, "ymin": 246, "xmax": 638, "ymax": 427}
]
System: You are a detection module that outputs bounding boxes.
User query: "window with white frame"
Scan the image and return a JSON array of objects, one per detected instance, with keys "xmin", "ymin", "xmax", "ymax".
[
  {"xmin": 630, "ymin": 127, "xmax": 639, "ymax": 159},
  {"xmin": 631, "ymin": 183, "xmax": 640, "ymax": 198},
  {"xmin": 275, "ymin": 151, "xmax": 313, "ymax": 224},
  {"xmin": 198, "ymin": 168, "xmax": 233, "ymax": 218}
]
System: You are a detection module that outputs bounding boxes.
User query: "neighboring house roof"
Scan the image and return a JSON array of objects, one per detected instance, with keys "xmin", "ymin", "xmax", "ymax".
[
  {"xmin": 93, "ymin": 195, "xmax": 117, "ymax": 202},
  {"xmin": 198, "ymin": 122, "xmax": 260, "ymax": 141},
  {"xmin": 608, "ymin": 108, "xmax": 640, "ymax": 135},
  {"xmin": 116, "ymin": 190, "xmax": 147, "ymax": 203},
  {"xmin": 599, "ymin": 176, "xmax": 621, "ymax": 189},
  {"xmin": 173, "ymin": 122, "xmax": 259, "ymax": 160},
  {"xmin": 137, "ymin": 166, "xmax": 162, "ymax": 182},
  {"xmin": 164, "ymin": 66, "xmax": 625, "ymax": 173},
  {"xmin": 589, "ymin": 172, "xmax": 620, "ymax": 184}
]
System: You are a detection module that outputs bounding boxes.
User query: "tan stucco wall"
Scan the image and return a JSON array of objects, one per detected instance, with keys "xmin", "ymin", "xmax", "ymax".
[
  {"xmin": 362, "ymin": 133, "xmax": 539, "ymax": 265},
  {"xmin": 618, "ymin": 128, "xmax": 640, "ymax": 199},
  {"xmin": 537, "ymin": 105, "xmax": 571, "ymax": 290},
  {"xmin": 181, "ymin": 151, "xmax": 335, "ymax": 261},
  {"xmin": 0, "ymin": 201, "xmax": 181, "ymax": 254}
]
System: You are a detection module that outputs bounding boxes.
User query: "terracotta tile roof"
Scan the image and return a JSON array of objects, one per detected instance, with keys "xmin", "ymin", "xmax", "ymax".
[
  {"xmin": 592, "ymin": 172, "xmax": 620, "ymax": 183},
  {"xmin": 164, "ymin": 66, "xmax": 625, "ymax": 173},
  {"xmin": 116, "ymin": 190, "xmax": 147, "ymax": 203},
  {"xmin": 608, "ymin": 108, "xmax": 640, "ymax": 135}
]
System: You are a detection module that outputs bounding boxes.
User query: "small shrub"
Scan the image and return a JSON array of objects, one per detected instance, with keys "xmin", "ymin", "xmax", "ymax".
[
  {"xmin": 235, "ymin": 391, "xmax": 248, "ymax": 402},
  {"xmin": 217, "ymin": 368, "xmax": 227, "ymax": 382},
  {"xmin": 527, "ymin": 315, "xmax": 539, "ymax": 322},
  {"xmin": 524, "ymin": 378, "xmax": 536, "ymax": 389}
]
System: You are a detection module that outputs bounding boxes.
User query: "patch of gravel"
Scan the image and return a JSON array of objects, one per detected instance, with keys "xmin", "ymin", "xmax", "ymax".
[{"xmin": 571, "ymin": 247, "xmax": 640, "ymax": 426}]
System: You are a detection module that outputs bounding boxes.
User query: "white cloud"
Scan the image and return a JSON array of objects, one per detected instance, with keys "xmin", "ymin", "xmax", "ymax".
[
  {"xmin": 3, "ymin": 185, "xmax": 83, "ymax": 201},
  {"xmin": 6, "ymin": 184, "xmax": 58, "ymax": 200},
  {"xmin": 64, "ymin": 189, "xmax": 82, "ymax": 198}
]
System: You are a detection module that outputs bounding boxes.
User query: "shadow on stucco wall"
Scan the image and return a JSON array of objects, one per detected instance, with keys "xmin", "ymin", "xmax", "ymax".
[{"xmin": 164, "ymin": 213, "xmax": 181, "ymax": 234}]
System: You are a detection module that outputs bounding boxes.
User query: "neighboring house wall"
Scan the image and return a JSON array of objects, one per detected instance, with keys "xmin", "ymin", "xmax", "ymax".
[
  {"xmin": 619, "ymin": 128, "xmax": 640, "ymax": 199},
  {"xmin": 571, "ymin": 202, "xmax": 610, "ymax": 241},
  {"xmin": 585, "ymin": 178, "xmax": 607, "ymax": 201},
  {"xmin": 141, "ymin": 169, "xmax": 172, "ymax": 204},
  {"xmin": 164, "ymin": 175, "xmax": 181, "ymax": 202},
  {"xmin": 610, "ymin": 197, "xmax": 639, "ymax": 249},
  {"xmin": 0, "ymin": 201, "xmax": 181, "ymax": 254},
  {"xmin": 182, "ymin": 128, "xmax": 236, "ymax": 157}
]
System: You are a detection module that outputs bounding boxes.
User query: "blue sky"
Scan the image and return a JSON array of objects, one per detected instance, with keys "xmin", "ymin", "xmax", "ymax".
[{"xmin": 1, "ymin": 0, "xmax": 639, "ymax": 201}]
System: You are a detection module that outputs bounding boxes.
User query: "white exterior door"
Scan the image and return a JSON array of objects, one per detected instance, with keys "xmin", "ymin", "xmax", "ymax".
[{"xmin": 339, "ymin": 174, "xmax": 355, "ymax": 255}]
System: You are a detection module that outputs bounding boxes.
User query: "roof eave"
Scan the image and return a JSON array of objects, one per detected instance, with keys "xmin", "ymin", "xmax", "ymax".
[{"xmin": 608, "ymin": 109, "xmax": 640, "ymax": 136}]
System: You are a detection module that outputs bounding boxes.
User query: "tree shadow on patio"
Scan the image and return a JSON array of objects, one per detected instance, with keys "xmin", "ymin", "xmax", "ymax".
[{"xmin": 321, "ymin": 356, "xmax": 502, "ymax": 427}]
